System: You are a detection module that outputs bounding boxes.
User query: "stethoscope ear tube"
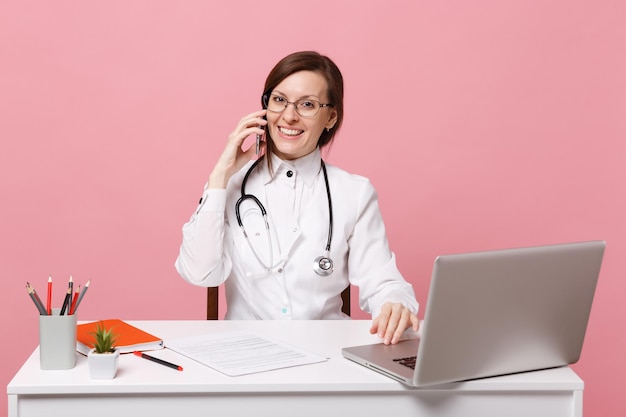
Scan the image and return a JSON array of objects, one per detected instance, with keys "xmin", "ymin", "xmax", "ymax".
[
  {"xmin": 237, "ymin": 156, "xmax": 335, "ymax": 276},
  {"xmin": 235, "ymin": 193, "xmax": 266, "ymax": 227},
  {"xmin": 320, "ymin": 160, "xmax": 333, "ymax": 254}
]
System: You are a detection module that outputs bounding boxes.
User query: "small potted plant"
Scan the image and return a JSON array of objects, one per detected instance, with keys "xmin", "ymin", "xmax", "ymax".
[{"xmin": 87, "ymin": 321, "xmax": 120, "ymax": 379}]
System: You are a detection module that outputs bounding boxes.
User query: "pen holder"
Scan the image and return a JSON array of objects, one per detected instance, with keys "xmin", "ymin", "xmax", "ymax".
[{"xmin": 38, "ymin": 308, "xmax": 77, "ymax": 370}]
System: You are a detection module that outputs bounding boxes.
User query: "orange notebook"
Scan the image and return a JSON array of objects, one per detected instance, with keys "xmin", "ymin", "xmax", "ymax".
[{"xmin": 76, "ymin": 319, "xmax": 164, "ymax": 355}]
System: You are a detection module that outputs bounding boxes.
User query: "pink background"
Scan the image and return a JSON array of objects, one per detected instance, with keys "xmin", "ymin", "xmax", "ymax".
[{"xmin": 1, "ymin": 1, "xmax": 624, "ymax": 415}]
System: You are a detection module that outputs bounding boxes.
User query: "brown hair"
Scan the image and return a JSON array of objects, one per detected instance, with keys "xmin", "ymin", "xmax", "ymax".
[{"xmin": 262, "ymin": 51, "xmax": 344, "ymax": 158}]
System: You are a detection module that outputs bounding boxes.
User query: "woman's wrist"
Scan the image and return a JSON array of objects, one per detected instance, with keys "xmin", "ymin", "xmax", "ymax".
[{"xmin": 207, "ymin": 169, "xmax": 229, "ymax": 189}]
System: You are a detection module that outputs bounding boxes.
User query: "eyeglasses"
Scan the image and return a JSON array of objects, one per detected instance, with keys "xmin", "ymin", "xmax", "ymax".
[{"xmin": 262, "ymin": 94, "xmax": 333, "ymax": 118}]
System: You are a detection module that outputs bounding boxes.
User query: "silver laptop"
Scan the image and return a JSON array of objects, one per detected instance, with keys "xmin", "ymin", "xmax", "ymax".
[{"xmin": 342, "ymin": 240, "xmax": 605, "ymax": 387}]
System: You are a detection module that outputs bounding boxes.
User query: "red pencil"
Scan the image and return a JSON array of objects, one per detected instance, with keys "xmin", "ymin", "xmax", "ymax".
[
  {"xmin": 46, "ymin": 276, "xmax": 52, "ymax": 315},
  {"xmin": 69, "ymin": 285, "xmax": 80, "ymax": 315},
  {"xmin": 73, "ymin": 279, "xmax": 90, "ymax": 313}
]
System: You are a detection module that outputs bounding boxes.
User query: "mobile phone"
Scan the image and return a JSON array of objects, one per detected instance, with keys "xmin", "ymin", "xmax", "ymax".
[{"xmin": 256, "ymin": 116, "xmax": 266, "ymax": 156}]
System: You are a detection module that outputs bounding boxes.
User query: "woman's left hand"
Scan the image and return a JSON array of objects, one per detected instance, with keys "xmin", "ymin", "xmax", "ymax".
[{"xmin": 370, "ymin": 302, "xmax": 420, "ymax": 345}]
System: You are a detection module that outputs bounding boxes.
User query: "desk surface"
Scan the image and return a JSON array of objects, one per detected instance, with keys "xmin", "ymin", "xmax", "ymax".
[{"xmin": 9, "ymin": 319, "xmax": 582, "ymax": 393}]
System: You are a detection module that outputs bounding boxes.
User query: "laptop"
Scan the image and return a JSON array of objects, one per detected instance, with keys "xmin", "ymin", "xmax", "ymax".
[{"xmin": 342, "ymin": 240, "xmax": 605, "ymax": 387}]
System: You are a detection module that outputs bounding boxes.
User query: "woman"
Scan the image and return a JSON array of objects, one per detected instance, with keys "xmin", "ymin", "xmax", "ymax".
[{"xmin": 175, "ymin": 51, "xmax": 419, "ymax": 344}]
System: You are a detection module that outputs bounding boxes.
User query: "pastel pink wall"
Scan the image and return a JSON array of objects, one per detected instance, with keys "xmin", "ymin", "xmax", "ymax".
[{"xmin": 1, "ymin": 1, "xmax": 624, "ymax": 415}]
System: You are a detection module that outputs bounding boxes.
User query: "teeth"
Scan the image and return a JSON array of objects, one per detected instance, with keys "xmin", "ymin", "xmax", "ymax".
[{"xmin": 280, "ymin": 127, "xmax": 303, "ymax": 136}]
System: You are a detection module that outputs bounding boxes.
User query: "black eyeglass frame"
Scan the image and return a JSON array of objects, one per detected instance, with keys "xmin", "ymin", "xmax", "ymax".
[{"xmin": 262, "ymin": 94, "xmax": 334, "ymax": 118}]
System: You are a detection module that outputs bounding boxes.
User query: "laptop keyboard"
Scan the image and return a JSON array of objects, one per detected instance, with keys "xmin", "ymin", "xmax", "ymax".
[{"xmin": 393, "ymin": 356, "xmax": 417, "ymax": 370}]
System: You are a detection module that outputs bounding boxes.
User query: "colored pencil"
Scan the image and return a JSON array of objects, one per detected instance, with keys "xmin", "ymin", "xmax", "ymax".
[
  {"xmin": 133, "ymin": 351, "xmax": 183, "ymax": 371},
  {"xmin": 26, "ymin": 283, "xmax": 47, "ymax": 315},
  {"xmin": 60, "ymin": 286, "xmax": 71, "ymax": 315},
  {"xmin": 68, "ymin": 275, "xmax": 73, "ymax": 302},
  {"xmin": 69, "ymin": 285, "xmax": 80, "ymax": 315},
  {"xmin": 46, "ymin": 276, "xmax": 52, "ymax": 315},
  {"xmin": 73, "ymin": 279, "xmax": 90, "ymax": 313}
]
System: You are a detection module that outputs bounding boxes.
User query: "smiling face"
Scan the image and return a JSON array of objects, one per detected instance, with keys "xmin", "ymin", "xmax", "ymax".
[{"xmin": 266, "ymin": 71, "xmax": 338, "ymax": 160}]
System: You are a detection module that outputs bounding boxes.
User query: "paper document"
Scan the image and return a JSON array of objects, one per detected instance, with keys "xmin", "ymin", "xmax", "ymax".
[{"xmin": 165, "ymin": 331, "xmax": 327, "ymax": 376}]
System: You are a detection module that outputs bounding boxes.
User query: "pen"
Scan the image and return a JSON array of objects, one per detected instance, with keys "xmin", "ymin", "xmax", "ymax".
[
  {"xmin": 26, "ymin": 283, "xmax": 47, "ymax": 315},
  {"xmin": 46, "ymin": 276, "xmax": 52, "ymax": 315},
  {"xmin": 133, "ymin": 351, "xmax": 183, "ymax": 371}
]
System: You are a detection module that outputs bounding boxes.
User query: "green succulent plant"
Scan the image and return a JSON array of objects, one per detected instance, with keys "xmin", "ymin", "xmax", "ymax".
[{"xmin": 90, "ymin": 321, "xmax": 119, "ymax": 353}]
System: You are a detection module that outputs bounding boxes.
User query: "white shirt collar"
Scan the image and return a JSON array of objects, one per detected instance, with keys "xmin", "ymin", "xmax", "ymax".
[{"xmin": 265, "ymin": 148, "xmax": 322, "ymax": 187}]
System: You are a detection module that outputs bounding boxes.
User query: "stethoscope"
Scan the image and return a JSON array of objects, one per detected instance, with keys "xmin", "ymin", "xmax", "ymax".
[{"xmin": 235, "ymin": 155, "xmax": 334, "ymax": 276}]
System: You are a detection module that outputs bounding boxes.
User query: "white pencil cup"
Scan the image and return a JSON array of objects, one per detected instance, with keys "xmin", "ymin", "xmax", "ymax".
[{"xmin": 39, "ymin": 308, "xmax": 77, "ymax": 370}]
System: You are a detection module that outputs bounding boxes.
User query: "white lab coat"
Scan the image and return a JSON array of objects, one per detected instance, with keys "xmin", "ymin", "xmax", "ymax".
[{"xmin": 175, "ymin": 148, "xmax": 418, "ymax": 320}]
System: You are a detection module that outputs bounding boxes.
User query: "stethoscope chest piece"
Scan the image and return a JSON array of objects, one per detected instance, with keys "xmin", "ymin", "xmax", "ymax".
[{"xmin": 313, "ymin": 255, "xmax": 334, "ymax": 276}]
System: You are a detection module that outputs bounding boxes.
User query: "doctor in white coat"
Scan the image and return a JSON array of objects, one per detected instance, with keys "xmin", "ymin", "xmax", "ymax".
[{"xmin": 175, "ymin": 51, "xmax": 419, "ymax": 345}]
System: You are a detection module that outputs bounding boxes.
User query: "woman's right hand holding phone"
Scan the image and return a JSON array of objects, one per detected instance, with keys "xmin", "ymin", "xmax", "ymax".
[{"xmin": 208, "ymin": 110, "xmax": 266, "ymax": 189}]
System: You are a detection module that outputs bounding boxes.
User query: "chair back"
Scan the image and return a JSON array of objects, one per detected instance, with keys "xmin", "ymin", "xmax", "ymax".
[{"xmin": 207, "ymin": 286, "xmax": 351, "ymax": 320}]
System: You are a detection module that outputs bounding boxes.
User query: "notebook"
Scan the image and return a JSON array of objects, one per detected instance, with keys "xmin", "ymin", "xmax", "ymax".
[
  {"xmin": 342, "ymin": 240, "xmax": 605, "ymax": 387},
  {"xmin": 76, "ymin": 319, "xmax": 164, "ymax": 355}
]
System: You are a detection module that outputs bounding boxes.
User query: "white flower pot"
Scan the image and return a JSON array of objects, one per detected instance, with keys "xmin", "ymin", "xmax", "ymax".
[{"xmin": 87, "ymin": 348, "xmax": 120, "ymax": 379}]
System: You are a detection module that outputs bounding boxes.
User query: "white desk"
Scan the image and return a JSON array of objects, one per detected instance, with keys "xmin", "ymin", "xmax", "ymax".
[{"xmin": 8, "ymin": 320, "xmax": 583, "ymax": 417}]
